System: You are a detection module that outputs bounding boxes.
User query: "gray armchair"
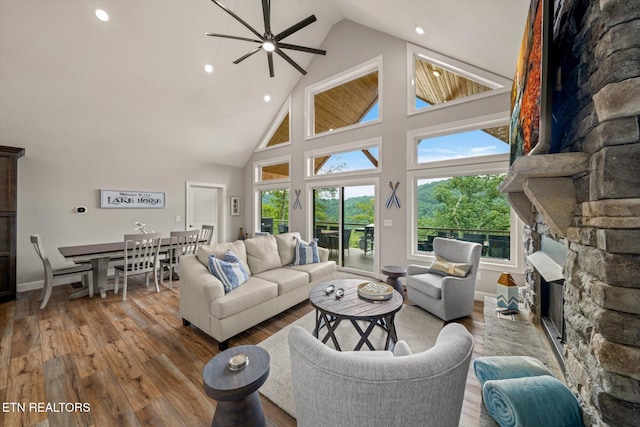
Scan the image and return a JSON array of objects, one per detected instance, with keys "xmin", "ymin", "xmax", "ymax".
[
  {"xmin": 288, "ymin": 323, "xmax": 473, "ymax": 427},
  {"xmin": 406, "ymin": 237, "xmax": 482, "ymax": 321}
]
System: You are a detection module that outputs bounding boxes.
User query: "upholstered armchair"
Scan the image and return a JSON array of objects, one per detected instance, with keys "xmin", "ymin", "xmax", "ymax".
[
  {"xmin": 288, "ymin": 323, "xmax": 473, "ymax": 427},
  {"xmin": 406, "ymin": 237, "xmax": 482, "ymax": 321}
]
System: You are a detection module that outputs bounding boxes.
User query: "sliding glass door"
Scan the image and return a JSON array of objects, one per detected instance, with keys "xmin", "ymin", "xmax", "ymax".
[{"xmin": 312, "ymin": 184, "xmax": 375, "ymax": 274}]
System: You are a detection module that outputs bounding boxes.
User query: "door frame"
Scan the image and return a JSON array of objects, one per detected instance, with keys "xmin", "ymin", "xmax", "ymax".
[
  {"xmin": 185, "ymin": 181, "xmax": 226, "ymax": 243},
  {"xmin": 306, "ymin": 176, "xmax": 380, "ymax": 278}
]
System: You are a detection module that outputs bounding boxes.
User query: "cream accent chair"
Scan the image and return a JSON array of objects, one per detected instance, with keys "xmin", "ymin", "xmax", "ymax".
[
  {"xmin": 406, "ymin": 237, "xmax": 482, "ymax": 321},
  {"xmin": 289, "ymin": 323, "xmax": 474, "ymax": 427}
]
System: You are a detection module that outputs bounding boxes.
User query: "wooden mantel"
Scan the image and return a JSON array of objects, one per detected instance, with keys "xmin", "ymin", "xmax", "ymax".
[{"xmin": 499, "ymin": 153, "xmax": 589, "ymax": 237}]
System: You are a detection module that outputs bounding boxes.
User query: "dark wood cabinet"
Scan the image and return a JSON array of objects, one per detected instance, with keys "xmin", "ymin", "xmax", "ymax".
[{"xmin": 0, "ymin": 146, "xmax": 24, "ymax": 302}]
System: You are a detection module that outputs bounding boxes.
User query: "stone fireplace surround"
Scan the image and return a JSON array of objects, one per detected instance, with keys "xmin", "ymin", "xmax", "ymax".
[{"xmin": 499, "ymin": 1, "xmax": 640, "ymax": 425}]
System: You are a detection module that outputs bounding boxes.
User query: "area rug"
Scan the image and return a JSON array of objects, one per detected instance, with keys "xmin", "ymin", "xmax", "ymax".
[{"xmin": 257, "ymin": 303, "xmax": 444, "ymax": 418}]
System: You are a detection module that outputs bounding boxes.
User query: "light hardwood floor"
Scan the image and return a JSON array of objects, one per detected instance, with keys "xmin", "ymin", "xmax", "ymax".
[{"xmin": 0, "ymin": 276, "xmax": 485, "ymax": 426}]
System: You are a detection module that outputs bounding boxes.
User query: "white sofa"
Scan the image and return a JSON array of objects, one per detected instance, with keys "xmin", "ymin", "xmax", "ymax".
[{"xmin": 179, "ymin": 232, "xmax": 336, "ymax": 349}]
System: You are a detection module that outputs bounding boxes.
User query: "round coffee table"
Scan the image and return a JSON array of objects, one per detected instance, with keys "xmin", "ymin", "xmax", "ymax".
[
  {"xmin": 309, "ymin": 279, "xmax": 403, "ymax": 351},
  {"xmin": 381, "ymin": 265, "xmax": 407, "ymax": 296},
  {"xmin": 202, "ymin": 345, "xmax": 270, "ymax": 427}
]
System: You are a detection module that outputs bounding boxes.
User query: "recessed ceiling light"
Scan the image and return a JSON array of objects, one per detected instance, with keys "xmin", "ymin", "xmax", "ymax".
[
  {"xmin": 204, "ymin": 64, "xmax": 214, "ymax": 73},
  {"xmin": 432, "ymin": 70, "xmax": 441, "ymax": 77},
  {"xmin": 95, "ymin": 9, "xmax": 109, "ymax": 22},
  {"xmin": 415, "ymin": 26, "xmax": 424, "ymax": 35},
  {"xmin": 264, "ymin": 95, "xmax": 271, "ymax": 102}
]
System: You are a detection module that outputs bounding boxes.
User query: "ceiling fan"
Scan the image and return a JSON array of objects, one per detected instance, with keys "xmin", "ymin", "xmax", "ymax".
[{"xmin": 206, "ymin": 0, "xmax": 326, "ymax": 77}]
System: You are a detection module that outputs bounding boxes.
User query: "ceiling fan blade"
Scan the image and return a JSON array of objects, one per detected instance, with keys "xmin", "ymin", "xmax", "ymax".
[
  {"xmin": 206, "ymin": 33, "xmax": 262, "ymax": 43},
  {"xmin": 274, "ymin": 15, "xmax": 316, "ymax": 41},
  {"xmin": 262, "ymin": 0, "xmax": 271, "ymax": 34},
  {"xmin": 275, "ymin": 48, "xmax": 306, "ymax": 75},
  {"xmin": 210, "ymin": 0, "xmax": 263, "ymax": 39},
  {"xmin": 233, "ymin": 47, "xmax": 262, "ymax": 64},
  {"xmin": 277, "ymin": 43, "xmax": 326, "ymax": 55},
  {"xmin": 267, "ymin": 51, "xmax": 274, "ymax": 78}
]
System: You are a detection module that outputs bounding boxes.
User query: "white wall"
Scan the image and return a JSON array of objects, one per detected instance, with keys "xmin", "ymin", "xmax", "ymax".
[
  {"xmin": 17, "ymin": 143, "xmax": 243, "ymax": 288},
  {"xmin": 245, "ymin": 20, "xmax": 525, "ymax": 296}
]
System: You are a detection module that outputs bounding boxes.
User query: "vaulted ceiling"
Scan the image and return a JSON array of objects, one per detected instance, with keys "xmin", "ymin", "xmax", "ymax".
[{"xmin": 0, "ymin": 0, "xmax": 529, "ymax": 168}]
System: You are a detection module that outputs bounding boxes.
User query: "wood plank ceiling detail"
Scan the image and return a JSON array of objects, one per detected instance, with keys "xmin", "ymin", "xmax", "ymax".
[
  {"xmin": 415, "ymin": 57, "xmax": 491, "ymax": 105},
  {"xmin": 262, "ymin": 162, "xmax": 290, "ymax": 181},
  {"xmin": 314, "ymin": 72, "xmax": 378, "ymax": 135},
  {"xmin": 266, "ymin": 114, "xmax": 290, "ymax": 147}
]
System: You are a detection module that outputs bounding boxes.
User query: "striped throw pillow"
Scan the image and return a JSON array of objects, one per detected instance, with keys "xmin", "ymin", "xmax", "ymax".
[
  {"xmin": 292, "ymin": 238, "xmax": 320, "ymax": 265},
  {"xmin": 429, "ymin": 255, "xmax": 472, "ymax": 278},
  {"xmin": 208, "ymin": 250, "xmax": 250, "ymax": 293}
]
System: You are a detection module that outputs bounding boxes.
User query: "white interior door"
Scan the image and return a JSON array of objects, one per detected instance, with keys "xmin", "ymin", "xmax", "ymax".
[{"xmin": 186, "ymin": 182, "xmax": 223, "ymax": 244}]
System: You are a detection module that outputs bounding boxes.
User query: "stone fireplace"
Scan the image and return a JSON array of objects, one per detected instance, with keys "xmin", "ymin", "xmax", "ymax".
[{"xmin": 500, "ymin": 1, "xmax": 640, "ymax": 425}]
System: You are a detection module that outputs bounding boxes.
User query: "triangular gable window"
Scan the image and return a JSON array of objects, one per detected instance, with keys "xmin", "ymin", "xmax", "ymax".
[
  {"xmin": 407, "ymin": 44, "xmax": 511, "ymax": 115},
  {"xmin": 257, "ymin": 97, "xmax": 291, "ymax": 151}
]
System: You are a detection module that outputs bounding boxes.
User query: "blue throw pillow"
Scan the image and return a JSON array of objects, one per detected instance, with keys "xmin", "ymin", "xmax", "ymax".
[
  {"xmin": 208, "ymin": 250, "xmax": 250, "ymax": 293},
  {"xmin": 292, "ymin": 238, "xmax": 320, "ymax": 265}
]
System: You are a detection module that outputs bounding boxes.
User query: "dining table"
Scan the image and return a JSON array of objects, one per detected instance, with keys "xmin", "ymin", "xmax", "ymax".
[{"xmin": 58, "ymin": 237, "xmax": 177, "ymax": 299}]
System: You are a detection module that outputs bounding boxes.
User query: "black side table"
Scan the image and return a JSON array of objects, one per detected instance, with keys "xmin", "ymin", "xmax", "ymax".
[
  {"xmin": 203, "ymin": 345, "xmax": 270, "ymax": 427},
  {"xmin": 381, "ymin": 265, "xmax": 407, "ymax": 297}
]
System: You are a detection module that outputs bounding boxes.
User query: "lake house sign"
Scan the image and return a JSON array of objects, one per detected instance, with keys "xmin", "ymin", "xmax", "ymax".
[{"xmin": 100, "ymin": 190, "xmax": 165, "ymax": 209}]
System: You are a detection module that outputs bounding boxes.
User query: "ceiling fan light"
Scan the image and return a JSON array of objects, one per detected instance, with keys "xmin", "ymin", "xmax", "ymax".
[{"xmin": 263, "ymin": 41, "xmax": 276, "ymax": 52}]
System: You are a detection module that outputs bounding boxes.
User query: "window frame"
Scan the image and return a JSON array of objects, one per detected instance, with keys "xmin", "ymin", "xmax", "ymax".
[
  {"xmin": 406, "ymin": 112, "xmax": 510, "ymax": 170},
  {"xmin": 253, "ymin": 155, "xmax": 291, "ymax": 185},
  {"xmin": 255, "ymin": 96, "xmax": 291, "ymax": 152},
  {"xmin": 405, "ymin": 116, "xmax": 523, "ymax": 273},
  {"xmin": 406, "ymin": 43, "xmax": 511, "ymax": 117},
  {"xmin": 305, "ymin": 56, "xmax": 383, "ymax": 140},
  {"xmin": 304, "ymin": 137, "xmax": 382, "ymax": 180},
  {"xmin": 254, "ymin": 183, "xmax": 291, "ymax": 235}
]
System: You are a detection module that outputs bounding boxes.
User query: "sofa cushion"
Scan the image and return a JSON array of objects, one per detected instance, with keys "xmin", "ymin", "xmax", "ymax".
[
  {"xmin": 429, "ymin": 255, "xmax": 472, "ymax": 278},
  {"xmin": 197, "ymin": 240, "xmax": 250, "ymax": 274},
  {"xmin": 275, "ymin": 232, "xmax": 301, "ymax": 266},
  {"xmin": 286, "ymin": 261, "xmax": 336, "ymax": 282},
  {"xmin": 254, "ymin": 267, "xmax": 309, "ymax": 296},
  {"xmin": 406, "ymin": 273, "xmax": 443, "ymax": 299},
  {"xmin": 210, "ymin": 276, "xmax": 278, "ymax": 319},
  {"xmin": 292, "ymin": 238, "xmax": 320, "ymax": 265},
  {"xmin": 244, "ymin": 235, "xmax": 281, "ymax": 274},
  {"xmin": 208, "ymin": 251, "xmax": 250, "ymax": 293}
]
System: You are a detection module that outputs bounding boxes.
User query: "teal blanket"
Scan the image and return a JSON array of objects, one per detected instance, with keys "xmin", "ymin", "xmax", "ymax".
[
  {"xmin": 483, "ymin": 376, "xmax": 583, "ymax": 427},
  {"xmin": 473, "ymin": 356, "xmax": 553, "ymax": 387}
]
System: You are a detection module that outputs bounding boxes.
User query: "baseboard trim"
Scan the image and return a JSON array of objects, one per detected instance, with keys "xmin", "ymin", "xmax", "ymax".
[
  {"xmin": 18, "ymin": 280, "xmax": 44, "ymax": 292},
  {"xmin": 475, "ymin": 290, "xmax": 495, "ymax": 301}
]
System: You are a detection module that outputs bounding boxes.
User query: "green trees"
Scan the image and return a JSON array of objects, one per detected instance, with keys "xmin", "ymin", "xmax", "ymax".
[{"xmin": 260, "ymin": 189, "xmax": 289, "ymax": 230}]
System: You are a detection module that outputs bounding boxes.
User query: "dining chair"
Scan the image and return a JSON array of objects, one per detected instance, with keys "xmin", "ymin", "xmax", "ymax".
[
  {"xmin": 198, "ymin": 225, "xmax": 215, "ymax": 247},
  {"xmin": 159, "ymin": 229, "xmax": 200, "ymax": 287},
  {"xmin": 30, "ymin": 234, "xmax": 93, "ymax": 309},
  {"xmin": 114, "ymin": 232, "xmax": 162, "ymax": 301}
]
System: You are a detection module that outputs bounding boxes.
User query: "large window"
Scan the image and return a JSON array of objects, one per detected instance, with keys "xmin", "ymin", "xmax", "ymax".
[
  {"xmin": 256, "ymin": 97, "xmax": 290, "ymax": 151},
  {"xmin": 254, "ymin": 156, "xmax": 290, "ymax": 184},
  {"xmin": 305, "ymin": 56, "xmax": 382, "ymax": 138},
  {"xmin": 306, "ymin": 138, "xmax": 381, "ymax": 179},
  {"xmin": 408, "ymin": 116, "xmax": 515, "ymax": 263},
  {"xmin": 257, "ymin": 187, "xmax": 289, "ymax": 234},
  {"xmin": 406, "ymin": 44, "xmax": 511, "ymax": 116},
  {"xmin": 415, "ymin": 174, "xmax": 511, "ymax": 259}
]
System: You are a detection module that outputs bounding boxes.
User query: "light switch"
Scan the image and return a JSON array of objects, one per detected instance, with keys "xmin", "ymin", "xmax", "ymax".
[
  {"xmin": 384, "ymin": 219, "xmax": 392, "ymax": 226},
  {"xmin": 175, "ymin": 216, "xmax": 181, "ymax": 222}
]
